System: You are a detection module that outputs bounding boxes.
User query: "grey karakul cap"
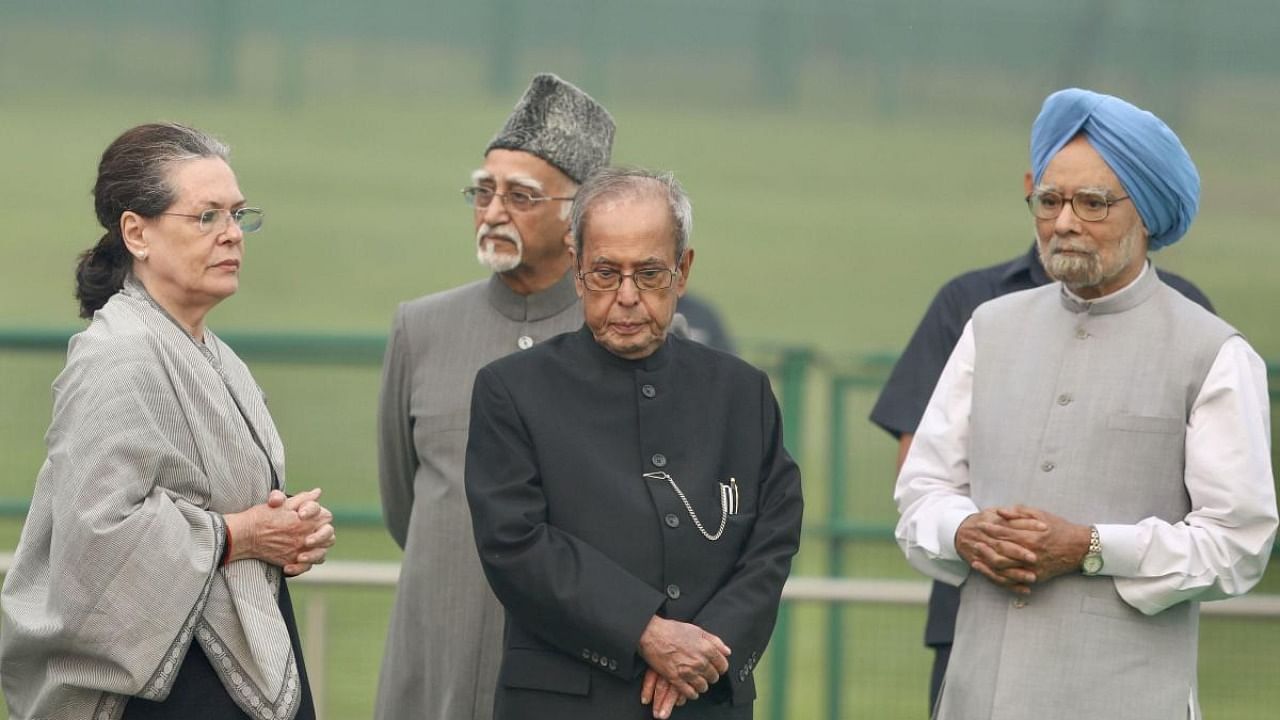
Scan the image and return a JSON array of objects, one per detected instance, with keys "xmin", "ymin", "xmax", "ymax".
[{"xmin": 486, "ymin": 73, "xmax": 615, "ymax": 184}]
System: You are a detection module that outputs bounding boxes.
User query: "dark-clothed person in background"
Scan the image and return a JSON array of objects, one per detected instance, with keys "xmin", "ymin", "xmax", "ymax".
[
  {"xmin": 894, "ymin": 89, "xmax": 1277, "ymax": 719},
  {"xmin": 465, "ymin": 167, "xmax": 803, "ymax": 719},
  {"xmin": 872, "ymin": 246, "xmax": 1211, "ymax": 710},
  {"xmin": 0, "ymin": 123, "xmax": 334, "ymax": 720},
  {"xmin": 374, "ymin": 73, "xmax": 614, "ymax": 720},
  {"xmin": 678, "ymin": 292, "xmax": 737, "ymax": 354}
]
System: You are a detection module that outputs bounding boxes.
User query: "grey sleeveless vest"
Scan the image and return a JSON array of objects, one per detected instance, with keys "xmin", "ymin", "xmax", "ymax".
[{"xmin": 938, "ymin": 268, "xmax": 1237, "ymax": 720}]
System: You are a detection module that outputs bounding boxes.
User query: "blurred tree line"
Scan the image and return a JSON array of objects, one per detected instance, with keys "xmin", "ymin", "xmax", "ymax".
[{"xmin": 3, "ymin": 0, "xmax": 1278, "ymax": 128}]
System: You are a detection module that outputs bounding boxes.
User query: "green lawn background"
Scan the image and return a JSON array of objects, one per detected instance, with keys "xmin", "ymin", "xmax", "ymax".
[{"xmin": 2, "ymin": 68, "xmax": 1279, "ymax": 719}]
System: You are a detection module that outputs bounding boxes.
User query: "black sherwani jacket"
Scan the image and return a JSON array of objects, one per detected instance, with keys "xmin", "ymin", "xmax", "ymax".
[{"xmin": 465, "ymin": 326, "xmax": 803, "ymax": 719}]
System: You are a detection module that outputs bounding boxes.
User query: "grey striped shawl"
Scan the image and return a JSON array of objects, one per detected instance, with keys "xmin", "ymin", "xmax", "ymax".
[{"xmin": 0, "ymin": 277, "xmax": 301, "ymax": 719}]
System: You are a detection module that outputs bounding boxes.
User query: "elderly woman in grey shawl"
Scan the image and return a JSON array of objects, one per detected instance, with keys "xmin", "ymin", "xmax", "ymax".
[{"xmin": 0, "ymin": 123, "xmax": 334, "ymax": 720}]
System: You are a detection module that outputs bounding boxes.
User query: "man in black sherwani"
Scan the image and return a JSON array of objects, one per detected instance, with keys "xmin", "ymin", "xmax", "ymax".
[{"xmin": 465, "ymin": 167, "xmax": 803, "ymax": 719}]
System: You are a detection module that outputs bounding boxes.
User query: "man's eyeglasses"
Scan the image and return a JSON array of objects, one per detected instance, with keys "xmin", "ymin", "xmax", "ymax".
[
  {"xmin": 160, "ymin": 207, "xmax": 264, "ymax": 234},
  {"xmin": 1026, "ymin": 190, "xmax": 1130, "ymax": 223},
  {"xmin": 578, "ymin": 267, "xmax": 680, "ymax": 293},
  {"xmin": 461, "ymin": 186, "xmax": 575, "ymax": 212}
]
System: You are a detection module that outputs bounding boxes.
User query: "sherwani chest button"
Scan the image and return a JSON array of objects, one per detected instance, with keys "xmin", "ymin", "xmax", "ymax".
[
  {"xmin": 1057, "ymin": 393, "xmax": 1072, "ymax": 405},
  {"xmin": 665, "ymin": 584, "xmax": 681, "ymax": 600},
  {"xmin": 516, "ymin": 335, "xmax": 534, "ymax": 350},
  {"xmin": 1075, "ymin": 327, "xmax": 1088, "ymax": 339},
  {"xmin": 1041, "ymin": 461, "xmax": 1055, "ymax": 472},
  {"xmin": 651, "ymin": 453, "xmax": 667, "ymax": 468},
  {"xmin": 641, "ymin": 383, "xmax": 657, "ymax": 398},
  {"xmin": 664, "ymin": 513, "xmax": 680, "ymax": 528},
  {"xmin": 1013, "ymin": 597, "xmax": 1028, "ymax": 609},
  {"xmin": 608, "ymin": 659, "xmax": 618, "ymax": 671}
]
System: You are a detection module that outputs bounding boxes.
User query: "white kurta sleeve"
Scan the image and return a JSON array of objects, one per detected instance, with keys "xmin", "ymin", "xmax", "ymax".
[
  {"xmin": 1101, "ymin": 335, "xmax": 1278, "ymax": 614},
  {"xmin": 894, "ymin": 319, "xmax": 981, "ymax": 586}
]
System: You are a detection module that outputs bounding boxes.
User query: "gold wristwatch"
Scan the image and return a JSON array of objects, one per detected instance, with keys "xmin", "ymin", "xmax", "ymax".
[{"xmin": 1081, "ymin": 525, "xmax": 1103, "ymax": 576}]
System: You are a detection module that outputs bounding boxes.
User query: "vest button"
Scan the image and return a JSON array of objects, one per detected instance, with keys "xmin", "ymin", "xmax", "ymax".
[
  {"xmin": 517, "ymin": 335, "xmax": 534, "ymax": 350},
  {"xmin": 1041, "ymin": 461, "xmax": 1055, "ymax": 472},
  {"xmin": 666, "ymin": 584, "xmax": 681, "ymax": 600},
  {"xmin": 641, "ymin": 383, "xmax": 657, "ymax": 398},
  {"xmin": 664, "ymin": 513, "xmax": 680, "ymax": 528},
  {"xmin": 651, "ymin": 453, "xmax": 668, "ymax": 468},
  {"xmin": 1057, "ymin": 393, "xmax": 1072, "ymax": 405}
]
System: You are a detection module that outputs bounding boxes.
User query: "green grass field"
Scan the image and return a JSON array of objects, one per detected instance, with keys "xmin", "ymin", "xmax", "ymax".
[{"xmin": 2, "ymin": 75, "xmax": 1279, "ymax": 717}]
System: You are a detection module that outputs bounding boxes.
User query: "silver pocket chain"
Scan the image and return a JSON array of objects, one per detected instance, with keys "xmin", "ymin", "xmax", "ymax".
[{"xmin": 644, "ymin": 471, "xmax": 738, "ymax": 542}]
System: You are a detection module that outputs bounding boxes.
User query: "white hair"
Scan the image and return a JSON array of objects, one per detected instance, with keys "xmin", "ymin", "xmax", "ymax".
[{"xmin": 570, "ymin": 167, "xmax": 692, "ymax": 260}]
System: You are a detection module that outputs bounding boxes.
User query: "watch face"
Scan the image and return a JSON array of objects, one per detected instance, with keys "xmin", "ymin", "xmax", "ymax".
[{"xmin": 1082, "ymin": 555, "xmax": 1104, "ymax": 575}]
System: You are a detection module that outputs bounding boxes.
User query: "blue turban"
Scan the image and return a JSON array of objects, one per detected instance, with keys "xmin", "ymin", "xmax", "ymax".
[{"xmin": 1030, "ymin": 88, "xmax": 1199, "ymax": 250}]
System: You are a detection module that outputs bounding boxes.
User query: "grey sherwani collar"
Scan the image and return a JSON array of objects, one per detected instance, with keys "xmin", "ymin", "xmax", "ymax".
[
  {"xmin": 1059, "ymin": 261, "xmax": 1158, "ymax": 316},
  {"xmin": 486, "ymin": 269, "xmax": 579, "ymax": 322}
]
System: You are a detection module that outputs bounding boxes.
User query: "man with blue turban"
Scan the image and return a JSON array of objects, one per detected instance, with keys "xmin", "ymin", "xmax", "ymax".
[
  {"xmin": 871, "ymin": 91, "xmax": 1215, "ymax": 712},
  {"xmin": 894, "ymin": 88, "xmax": 1277, "ymax": 719}
]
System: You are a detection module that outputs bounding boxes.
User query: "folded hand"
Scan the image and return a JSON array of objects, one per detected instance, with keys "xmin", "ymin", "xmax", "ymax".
[{"xmin": 225, "ymin": 488, "xmax": 336, "ymax": 575}]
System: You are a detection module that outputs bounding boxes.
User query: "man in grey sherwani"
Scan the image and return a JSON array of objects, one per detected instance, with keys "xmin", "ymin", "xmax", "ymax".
[{"xmin": 374, "ymin": 73, "xmax": 614, "ymax": 720}]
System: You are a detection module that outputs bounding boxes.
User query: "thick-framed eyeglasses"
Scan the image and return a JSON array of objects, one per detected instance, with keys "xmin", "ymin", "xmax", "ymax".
[
  {"xmin": 461, "ymin": 186, "xmax": 575, "ymax": 212},
  {"xmin": 578, "ymin": 267, "xmax": 681, "ymax": 292},
  {"xmin": 160, "ymin": 207, "xmax": 264, "ymax": 234},
  {"xmin": 1026, "ymin": 190, "xmax": 1130, "ymax": 222}
]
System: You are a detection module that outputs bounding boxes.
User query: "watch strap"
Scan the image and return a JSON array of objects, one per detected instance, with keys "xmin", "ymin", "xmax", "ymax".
[{"xmin": 1082, "ymin": 525, "xmax": 1104, "ymax": 575}]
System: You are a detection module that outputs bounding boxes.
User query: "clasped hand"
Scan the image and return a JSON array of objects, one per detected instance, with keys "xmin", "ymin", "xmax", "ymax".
[
  {"xmin": 637, "ymin": 616, "xmax": 731, "ymax": 719},
  {"xmin": 224, "ymin": 488, "xmax": 336, "ymax": 576},
  {"xmin": 954, "ymin": 505, "xmax": 1090, "ymax": 594}
]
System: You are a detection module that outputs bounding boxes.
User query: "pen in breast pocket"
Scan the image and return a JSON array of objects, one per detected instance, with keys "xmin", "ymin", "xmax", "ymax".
[{"xmin": 721, "ymin": 477, "xmax": 739, "ymax": 516}]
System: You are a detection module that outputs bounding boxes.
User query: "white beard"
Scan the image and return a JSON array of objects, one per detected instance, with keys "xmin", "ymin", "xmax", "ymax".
[
  {"xmin": 1039, "ymin": 223, "xmax": 1142, "ymax": 291},
  {"xmin": 475, "ymin": 224, "xmax": 522, "ymax": 273}
]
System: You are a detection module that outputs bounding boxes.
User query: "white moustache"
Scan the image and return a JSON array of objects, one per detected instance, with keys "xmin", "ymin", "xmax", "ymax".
[
  {"xmin": 476, "ymin": 223, "xmax": 523, "ymax": 273},
  {"xmin": 1050, "ymin": 238, "xmax": 1093, "ymax": 255},
  {"xmin": 476, "ymin": 223, "xmax": 521, "ymax": 247}
]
